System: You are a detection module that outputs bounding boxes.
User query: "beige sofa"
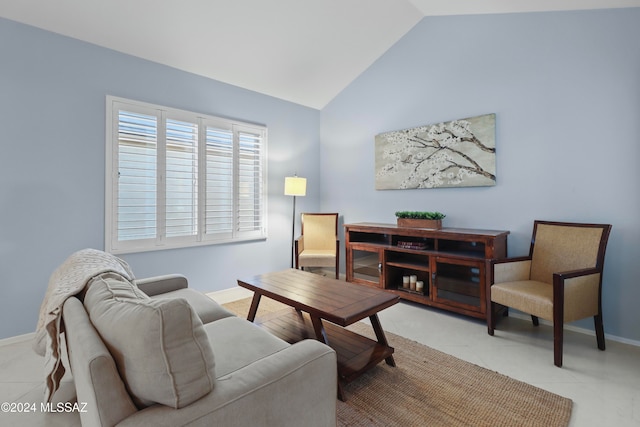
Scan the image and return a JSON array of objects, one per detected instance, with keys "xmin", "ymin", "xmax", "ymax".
[{"xmin": 61, "ymin": 273, "xmax": 337, "ymax": 427}]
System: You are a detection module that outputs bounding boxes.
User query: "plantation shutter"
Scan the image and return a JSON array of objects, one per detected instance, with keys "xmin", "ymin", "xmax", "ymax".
[
  {"xmin": 237, "ymin": 128, "xmax": 265, "ymax": 237},
  {"xmin": 165, "ymin": 118, "xmax": 199, "ymax": 238},
  {"xmin": 116, "ymin": 109, "xmax": 158, "ymax": 242},
  {"xmin": 204, "ymin": 123, "xmax": 234, "ymax": 238},
  {"xmin": 107, "ymin": 96, "xmax": 267, "ymax": 254}
]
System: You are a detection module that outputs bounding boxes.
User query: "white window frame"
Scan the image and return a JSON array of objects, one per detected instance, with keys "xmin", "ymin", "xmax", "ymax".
[{"xmin": 105, "ymin": 96, "xmax": 267, "ymax": 254}]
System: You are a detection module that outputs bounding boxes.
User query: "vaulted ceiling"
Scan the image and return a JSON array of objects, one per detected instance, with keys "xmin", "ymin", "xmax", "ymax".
[{"xmin": 2, "ymin": 0, "xmax": 638, "ymax": 109}]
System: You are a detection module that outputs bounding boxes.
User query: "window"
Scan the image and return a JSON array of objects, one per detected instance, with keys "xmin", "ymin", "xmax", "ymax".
[{"xmin": 106, "ymin": 96, "xmax": 267, "ymax": 254}]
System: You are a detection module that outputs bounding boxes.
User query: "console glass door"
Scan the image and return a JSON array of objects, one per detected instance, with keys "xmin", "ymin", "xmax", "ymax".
[
  {"xmin": 433, "ymin": 257, "xmax": 484, "ymax": 312},
  {"xmin": 352, "ymin": 247, "xmax": 381, "ymax": 286}
]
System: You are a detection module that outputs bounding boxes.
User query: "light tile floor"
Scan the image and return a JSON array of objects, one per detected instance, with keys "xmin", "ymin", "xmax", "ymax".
[
  {"xmin": 1, "ymin": 289, "xmax": 639, "ymax": 426},
  {"xmin": 372, "ymin": 301, "xmax": 640, "ymax": 427}
]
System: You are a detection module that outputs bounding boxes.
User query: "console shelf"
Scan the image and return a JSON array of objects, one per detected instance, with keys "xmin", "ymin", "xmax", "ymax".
[
  {"xmin": 344, "ymin": 222, "xmax": 509, "ymax": 320},
  {"xmin": 386, "ymin": 261, "xmax": 430, "ymax": 272}
]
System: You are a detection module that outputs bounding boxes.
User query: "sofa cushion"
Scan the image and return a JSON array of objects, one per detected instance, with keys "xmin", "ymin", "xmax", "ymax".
[
  {"xmin": 150, "ymin": 288, "xmax": 235, "ymax": 324},
  {"xmin": 83, "ymin": 273, "xmax": 215, "ymax": 409},
  {"xmin": 203, "ymin": 316, "xmax": 290, "ymax": 378}
]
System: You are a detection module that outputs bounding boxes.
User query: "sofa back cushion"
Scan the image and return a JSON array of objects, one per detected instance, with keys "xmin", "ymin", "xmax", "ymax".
[{"xmin": 83, "ymin": 273, "xmax": 215, "ymax": 409}]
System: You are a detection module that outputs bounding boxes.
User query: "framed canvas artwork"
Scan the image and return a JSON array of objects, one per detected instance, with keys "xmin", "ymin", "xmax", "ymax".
[{"xmin": 375, "ymin": 113, "xmax": 496, "ymax": 190}]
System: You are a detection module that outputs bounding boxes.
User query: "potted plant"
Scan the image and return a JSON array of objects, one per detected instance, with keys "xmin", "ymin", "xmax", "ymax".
[{"xmin": 395, "ymin": 211, "xmax": 446, "ymax": 229}]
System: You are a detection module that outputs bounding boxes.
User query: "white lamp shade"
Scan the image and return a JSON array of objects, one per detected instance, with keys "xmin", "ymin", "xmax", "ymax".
[{"xmin": 284, "ymin": 176, "xmax": 307, "ymax": 196}]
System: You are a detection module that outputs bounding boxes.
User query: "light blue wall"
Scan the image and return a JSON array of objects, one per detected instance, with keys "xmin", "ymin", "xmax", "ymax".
[
  {"xmin": 2, "ymin": 7, "xmax": 640, "ymax": 344},
  {"xmin": 0, "ymin": 18, "xmax": 321, "ymax": 339},
  {"xmin": 320, "ymin": 8, "xmax": 640, "ymax": 341}
]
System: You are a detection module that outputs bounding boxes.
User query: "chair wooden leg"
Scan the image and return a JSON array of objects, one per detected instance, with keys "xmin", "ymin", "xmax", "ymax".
[
  {"xmin": 553, "ymin": 275, "xmax": 564, "ymax": 367},
  {"xmin": 335, "ymin": 243, "xmax": 340, "ymax": 279},
  {"xmin": 594, "ymin": 314, "xmax": 606, "ymax": 351},
  {"xmin": 486, "ymin": 301, "xmax": 495, "ymax": 336},
  {"xmin": 531, "ymin": 315, "xmax": 539, "ymax": 326},
  {"xmin": 485, "ymin": 262, "xmax": 494, "ymax": 336},
  {"xmin": 553, "ymin": 320, "xmax": 563, "ymax": 367}
]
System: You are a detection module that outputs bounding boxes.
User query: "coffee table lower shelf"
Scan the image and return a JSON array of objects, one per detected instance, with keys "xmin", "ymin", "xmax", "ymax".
[{"xmin": 256, "ymin": 308, "xmax": 395, "ymax": 384}]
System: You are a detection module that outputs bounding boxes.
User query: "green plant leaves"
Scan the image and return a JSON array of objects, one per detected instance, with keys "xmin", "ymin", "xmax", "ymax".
[{"xmin": 394, "ymin": 211, "xmax": 446, "ymax": 220}]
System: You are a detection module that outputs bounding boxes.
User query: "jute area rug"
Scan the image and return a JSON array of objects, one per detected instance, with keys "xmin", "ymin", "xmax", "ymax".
[{"xmin": 223, "ymin": 297, "xmax": 573, "ymax": 427}]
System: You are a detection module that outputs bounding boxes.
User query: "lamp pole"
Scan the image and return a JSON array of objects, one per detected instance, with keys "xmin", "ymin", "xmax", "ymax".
[
  {"xmin": 284, "ymin": 175, "xmax": 307, "ymax": 268},
  {"xmin": 290, "ymin": 194, "xmax": 297, "ymax": 268}
]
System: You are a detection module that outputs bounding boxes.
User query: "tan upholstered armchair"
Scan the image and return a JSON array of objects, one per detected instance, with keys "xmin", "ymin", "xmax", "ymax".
[
  {"xmin": 295, "ymin": 213, "xmax": 340, "ymax": 279},
  {"xmin": 487, "ymin": 220, "xmax": 612, "ymax": 367}
]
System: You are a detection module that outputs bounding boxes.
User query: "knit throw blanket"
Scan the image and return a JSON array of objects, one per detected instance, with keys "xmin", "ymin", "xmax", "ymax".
[{"xmin": 33, "ymin": 248, "xmax": 135, "ymax": 402}]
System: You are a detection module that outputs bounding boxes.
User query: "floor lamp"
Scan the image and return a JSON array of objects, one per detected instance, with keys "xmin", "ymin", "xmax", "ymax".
[{"xmin": 284, "ymin": 175, "xmax": 306, "ymax": 268}]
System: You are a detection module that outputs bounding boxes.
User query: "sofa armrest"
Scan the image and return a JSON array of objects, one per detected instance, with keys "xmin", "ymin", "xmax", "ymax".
[
  {"xmin": 117, "ymin": 340, "xmax": 337, "ymax": 427},
  {"xmin": 135, "ymin": 274, "xmax": 188, "ymax": 296},
  {"xmin": 62, "ymin": 297, "xmax": 138, "ymax": 427}
]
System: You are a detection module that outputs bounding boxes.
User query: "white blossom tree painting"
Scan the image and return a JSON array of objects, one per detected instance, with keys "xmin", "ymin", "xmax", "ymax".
[{"xmin": 375, "ymin": 114, "xmax": 496, "ymax": 190}]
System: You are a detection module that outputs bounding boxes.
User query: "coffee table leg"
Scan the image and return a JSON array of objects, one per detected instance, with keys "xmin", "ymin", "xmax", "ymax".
[
  {"xmin": 370, "ymin": 314, "xmax": 396, "ymax": 367},
  {"xmin": 310, "ymin": 316, "xmax": 347, "ymax": 401},
  {"xmin": 337, "ymin": 382, "xmax": 346, "ymax": 402},
  {"xmin": 247, "ymin": 293, "xmax": 262, "ymax": 322},
  {"xmin": 310, "ymin": 315, "xmax": 329, "ymax": 344}
]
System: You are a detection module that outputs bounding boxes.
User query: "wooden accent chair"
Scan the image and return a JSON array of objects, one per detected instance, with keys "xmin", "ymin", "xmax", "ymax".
[
  {"xmin": 487, "ymin": 220, "xmax": 612, "ymax": 367},
  {"xmin": 295, "ymin": 213, "xmax": 340, "ymax": 279}
]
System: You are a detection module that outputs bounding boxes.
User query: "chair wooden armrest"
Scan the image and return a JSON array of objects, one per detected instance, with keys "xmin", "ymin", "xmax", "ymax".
[
  {"xmin": 487, "ymin": 220, "xmax": 611, "ymax": 367},
  {"xmin": 552, "ymin": 267, "xmax": 605, "ymax": 365},
  {"xmin": 491, "ymin": 257, "xmax": 532, "ymax": 284},
  {"xmin": 552, "ymin": 267, "xmax": 602, "ymax": 314},
  {"xmin": 553, "ymin": 268, "xmax": 602, "ymax": 323},
  {"xmin": 491, "ymin": 255, "xmax": 532, "ymax": 265},
  {"xmin": 486, "ymin": 256, "xmax": 532, "ymax": 335},
  {"xmin": 296, "ymin": 212, "xmax": 340, "ymax": 278},
  {"xmin": 553, "ymin": 266, "xmax": 600, "ymax": 280},
  {"xmin": 294, "ymin": 236, "xmax": 303, "ymax": 269}
]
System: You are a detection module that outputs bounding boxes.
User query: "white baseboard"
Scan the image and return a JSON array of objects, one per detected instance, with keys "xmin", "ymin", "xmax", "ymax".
[
  {"xmin": 205, "ymin": 288, "xmax": 640, "ymax": 348},
  {"xmin": 0, "ymin": 290, "xmax": 252, "ymax": 347},
  {"xmin": 0, "ymin": 332, "xmax": 35, "ymax": 346},
  {"xmin": 3, "ymin": 294, "xmax": 637, "ymax": 349},
  {"xmin": 509, "ymin": 312, "xmax": 640, "ymax": 347}
]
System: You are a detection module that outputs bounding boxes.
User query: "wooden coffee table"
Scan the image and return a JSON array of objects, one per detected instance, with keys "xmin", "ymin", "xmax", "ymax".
[{"xmin": 237, "ymin": 268, "xmax": 400, "ymax": 401}]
